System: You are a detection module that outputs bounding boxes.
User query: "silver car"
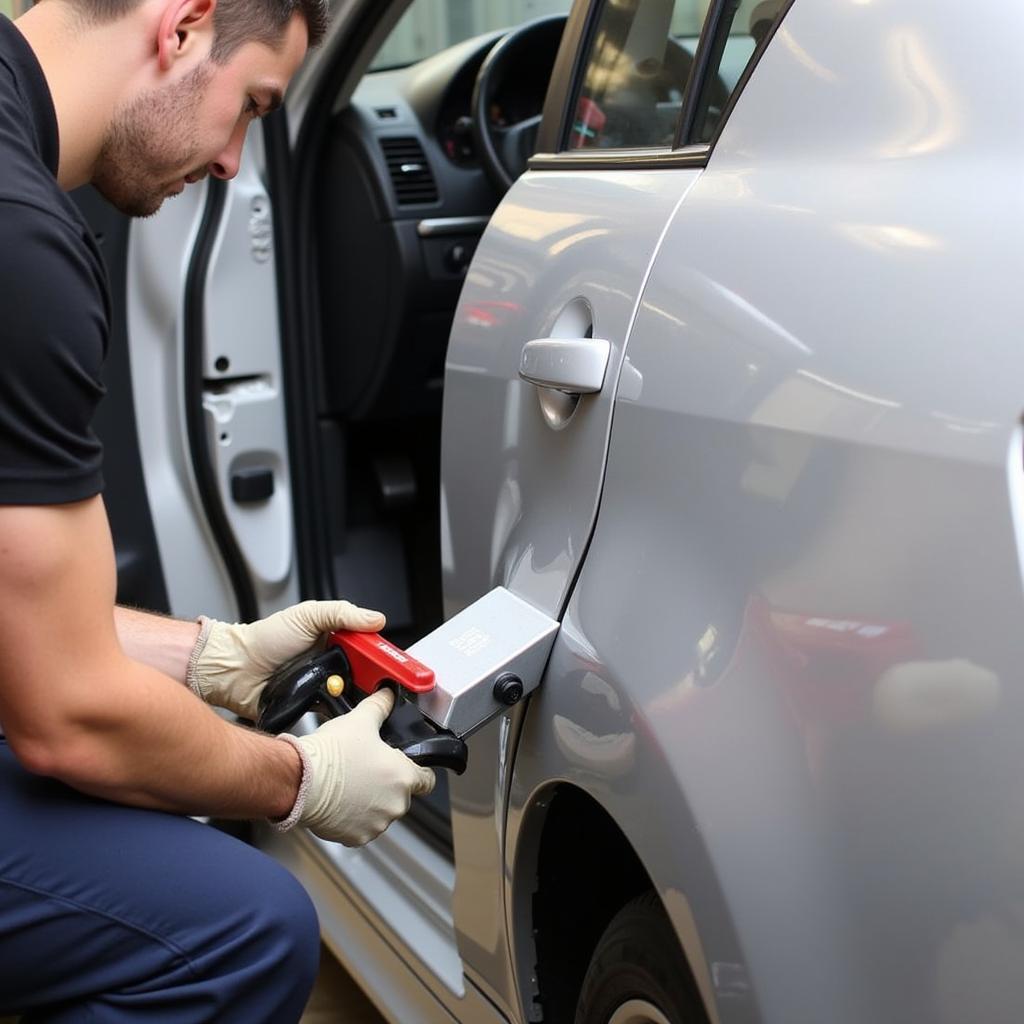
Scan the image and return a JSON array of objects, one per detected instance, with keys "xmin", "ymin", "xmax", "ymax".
[{"xmin": 85, "ymin": 0, "xmax": 1024, "ymax": 1021}]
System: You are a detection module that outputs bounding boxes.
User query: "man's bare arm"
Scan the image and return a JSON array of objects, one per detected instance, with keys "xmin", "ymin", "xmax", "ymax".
[
  {"xmin": 114, "ymin": 606, "xmax": 200, "ymax": 684},
  {"xmin": 0, "ymin": 496, "xmax": 300, "ymax": 820}
]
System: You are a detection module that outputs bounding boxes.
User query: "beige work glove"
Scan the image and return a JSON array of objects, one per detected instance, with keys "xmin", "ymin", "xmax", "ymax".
[
  {"xmin": 275, "ymin": 688, "xmax": 436, "ymax": 846},
  {"xmin": 187, "ymin": 600, "xmax": 385, "ymax": 720}
]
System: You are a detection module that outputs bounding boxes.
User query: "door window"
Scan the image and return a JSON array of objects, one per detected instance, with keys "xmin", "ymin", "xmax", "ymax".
[
  {"xmin": 568, "ymin": 0, "xmax": 702, "ymax": 150},
  {"xmin": 566, "ymin": 0, "xmax": 789, "ymax": 151}
]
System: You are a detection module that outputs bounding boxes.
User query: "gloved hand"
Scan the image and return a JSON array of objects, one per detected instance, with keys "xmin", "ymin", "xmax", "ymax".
[
  {"xmin": 276, "ymin": 688, "xmax": 436, "ymax": 846},
  {"xmin": 187, "ymin": 600, "xmax": 385, "ymax": 719}
]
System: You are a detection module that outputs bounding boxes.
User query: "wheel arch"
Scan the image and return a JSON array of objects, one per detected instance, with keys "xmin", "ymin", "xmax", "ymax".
[{"xmin": 508, "ymin": 781, "xmax": 716, "ymax": 1024}]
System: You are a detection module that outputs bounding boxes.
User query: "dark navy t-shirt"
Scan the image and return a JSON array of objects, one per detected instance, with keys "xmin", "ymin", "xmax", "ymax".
[{"xmin": 0, "ymin": 15, "xmax": 107, "ymax": 504}]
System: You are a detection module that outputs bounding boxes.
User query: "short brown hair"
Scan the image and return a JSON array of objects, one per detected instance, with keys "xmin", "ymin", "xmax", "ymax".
[
  {"xmin": 210, "ymin": 0, "xmax": 327, "ymax": 61},
  {"xmin": 69, "ymin": 0, "xmax": 328, "ymax": 59}
]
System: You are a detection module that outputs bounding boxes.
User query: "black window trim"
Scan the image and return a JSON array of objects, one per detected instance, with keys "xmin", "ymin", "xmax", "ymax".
[
  {"xmin": 534, "ymin": 0, "xmax": 602, "ymax": 155},
  {"xmin": 674, "ymin": 0, "xmax": 733, "ymax": 146},
  {"xmin": 529, "ymin": 144, "xmax": 709, "ymax": 171},
  {"xmin": 701, "ymin": 0, "xmax": 797, "ymax": 150},
  {"xmin": 530, "ymin": 0, "xmax": 796, "ymax": 173}
]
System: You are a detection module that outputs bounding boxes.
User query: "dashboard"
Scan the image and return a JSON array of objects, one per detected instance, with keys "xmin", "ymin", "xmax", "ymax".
[
  {"xmin": 345, "ymin": 19, "xmax": 565, "ymax": 217},
  {"xmin": 313, "ymin": 24, "xmax": 565, "ymax": 422}
]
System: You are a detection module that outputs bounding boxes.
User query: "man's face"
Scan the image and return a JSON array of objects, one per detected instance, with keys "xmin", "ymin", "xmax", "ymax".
[{"xmin": 93, "ymin": 13, "xmax": 308, "ymax": 217}]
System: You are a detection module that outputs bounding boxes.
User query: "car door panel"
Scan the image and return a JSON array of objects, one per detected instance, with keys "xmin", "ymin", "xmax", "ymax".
[
  {"xmin": 440, "ymin": 167, "xmax": 700, "ymax": 618},
  {"xmin": 440, "ymin": 166, "xmax": 702, "ymax": 1013}
]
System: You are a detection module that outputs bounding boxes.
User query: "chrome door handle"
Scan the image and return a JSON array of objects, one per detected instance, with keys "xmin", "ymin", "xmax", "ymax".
[{"xmin": 518, "ymin": 337, "xmax": 611, "ymax": 395}]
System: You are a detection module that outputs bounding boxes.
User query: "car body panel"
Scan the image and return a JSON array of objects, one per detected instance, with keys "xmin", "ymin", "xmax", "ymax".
[
  {"xmin": 504, "ymin": 634, "xmax": 735, "ymax": 1024},
  {"xmin": 505, "ymin": 1, "xmax": 1024, "ymax": 1022},
  {"xmin": 439, "ymin": 167, "xmax": 701, "ymax": 620},
  {"xmin": 439, "ymin": 166, "xmax": 702, "ymax": 1013}
]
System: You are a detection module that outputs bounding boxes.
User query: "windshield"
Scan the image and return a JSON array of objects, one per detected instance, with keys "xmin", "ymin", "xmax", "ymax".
[{"xmin": 370, "ymin": 0, "xmax": 571, "ymax": 70}]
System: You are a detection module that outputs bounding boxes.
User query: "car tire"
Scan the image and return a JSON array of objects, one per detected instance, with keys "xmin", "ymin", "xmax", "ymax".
[{"xmin": 575, "ymin": 892, "xmax": 704, "ymax": 1024}]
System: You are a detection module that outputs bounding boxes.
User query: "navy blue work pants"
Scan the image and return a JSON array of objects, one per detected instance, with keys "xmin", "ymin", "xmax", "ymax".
[{"xmin": 0, "ymin": 741, "xmax": 320, "ymax": 1022}]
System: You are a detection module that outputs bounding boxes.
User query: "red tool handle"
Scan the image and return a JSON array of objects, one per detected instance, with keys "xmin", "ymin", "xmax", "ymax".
[{"xmin": 328, "ymin": 630, "xmax": 435, "ymax": 695}]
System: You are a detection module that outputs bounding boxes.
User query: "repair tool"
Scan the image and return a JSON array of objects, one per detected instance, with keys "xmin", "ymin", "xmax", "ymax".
[{"xmin": 258, "ymin": 587, "xmax": 560, "ymax": 775}]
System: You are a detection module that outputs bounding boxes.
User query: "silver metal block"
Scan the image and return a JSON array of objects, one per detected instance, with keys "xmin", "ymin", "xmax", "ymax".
[{"xmin": 408, "ymin": 587, "xmax": 559, "ymax": 738}]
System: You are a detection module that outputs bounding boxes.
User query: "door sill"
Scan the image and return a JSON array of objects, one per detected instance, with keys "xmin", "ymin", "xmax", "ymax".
[{"xmin": 256, "ymin": 824, "xmax": 508, "ymax": 1023}]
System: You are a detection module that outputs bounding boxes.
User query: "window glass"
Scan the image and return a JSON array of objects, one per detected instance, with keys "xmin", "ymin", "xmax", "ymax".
[
  {"xmin": 566, "ymin": 0, "xmax": 787, "ymax": 151},
  {"xmin": 372, "ymin": 0, "xmax": 571, "ymax": 71},
  {"xmin": 568, "ymin": 0, "xmax": 700, "ymax": 151},
  {"xmin": 690, "ymin": 0, "xmax": 787, "ymax": 143}
]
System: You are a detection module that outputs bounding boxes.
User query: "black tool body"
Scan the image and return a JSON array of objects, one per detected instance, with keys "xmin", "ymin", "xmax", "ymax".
[{"xmin": 257, "ymin": 641, "xmax": 468, "ymax": 774}]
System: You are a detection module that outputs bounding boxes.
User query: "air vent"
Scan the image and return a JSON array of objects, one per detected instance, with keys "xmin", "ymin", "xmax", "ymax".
[{"xmin": 380, "ymin": 137, "xmax": 439, "ymax": 206}]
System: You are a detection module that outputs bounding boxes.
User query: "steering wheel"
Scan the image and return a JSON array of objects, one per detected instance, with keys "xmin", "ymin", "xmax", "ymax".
[{"xmin": 471, "ymin": 15, "xmax": 567, "ymax": 194}]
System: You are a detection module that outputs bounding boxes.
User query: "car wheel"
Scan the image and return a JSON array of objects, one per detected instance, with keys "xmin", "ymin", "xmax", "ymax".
[{"xmin": 575, "ymin": 892, "xmax": 704, "ymax": 1024}]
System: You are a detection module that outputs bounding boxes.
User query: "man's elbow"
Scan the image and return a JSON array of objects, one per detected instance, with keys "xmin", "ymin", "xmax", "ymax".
[
  {"xmin": 5, "ymin": 728, "xmax": 64, "ymax": 778},
  {"xmin": 2, "ymin": 655, "xmax": 133, "ymax": 785},
  {"xmin": 5, "ymin": 722, "xmax": 111, "ymax": 787}
]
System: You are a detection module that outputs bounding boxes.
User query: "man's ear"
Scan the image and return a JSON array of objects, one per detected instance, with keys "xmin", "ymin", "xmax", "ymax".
[{"xmin": 156, "ymin": 0, "xmax": 218, "ymax": 73}]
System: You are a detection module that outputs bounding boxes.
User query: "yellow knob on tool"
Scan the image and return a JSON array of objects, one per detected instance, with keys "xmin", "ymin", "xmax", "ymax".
[{"xmin": 326, "ymin": 674, "xmax": 345, "ymax": 697}]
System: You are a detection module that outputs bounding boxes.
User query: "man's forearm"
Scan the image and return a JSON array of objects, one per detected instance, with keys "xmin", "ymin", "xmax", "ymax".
[
  {"xmin": 16, "ymin": 653, "xmax": 302, "ymax": 821},
  {"xmin": 114, "ymin": 606, "xmax": 202, "ymax": 684}
]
